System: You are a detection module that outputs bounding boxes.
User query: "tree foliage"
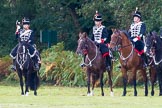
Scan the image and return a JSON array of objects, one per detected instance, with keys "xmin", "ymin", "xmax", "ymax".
[{"xmin": 0, "ymin": 0, "xmax": 161, "ymax": 57}]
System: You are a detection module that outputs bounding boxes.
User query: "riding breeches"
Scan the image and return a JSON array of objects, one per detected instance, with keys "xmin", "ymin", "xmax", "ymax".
[
  {"xmin": 99, "ymin": 43, "xmax": 109, "ymax": 55},
  {"xmin": 134, "ymin": 40, "xmax": 144, "ymax": 51},
  {"xmin": 10, "ymin": 43, "xmax": 38, "ymax": 59}
]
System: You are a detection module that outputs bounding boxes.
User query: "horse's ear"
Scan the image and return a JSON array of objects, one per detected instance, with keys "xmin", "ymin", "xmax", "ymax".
[
  {"xmin": 111, "ymin": 28, "xmax": 116, "ymax": 33},
  {"xmin": 82, "ymin": 32, "xmax": 88, "ymax": 38},
  {"xmin": 79, "ymin": 32, "xmax": 82, "ymax": 38}
]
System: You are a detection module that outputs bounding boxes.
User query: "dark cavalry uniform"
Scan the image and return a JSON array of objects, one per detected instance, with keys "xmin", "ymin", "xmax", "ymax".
[
  {"xmin": 92, "ymin": 25, "xmax": 110, "ymax": 55},
  {"xmin": 10, "ymin": 19, "xmax": 40, "ymax": 71},
  {"xmin": 91, "ymin": 12, "xmax": 112, "ymax": 70},
  {"xmin": 129, "ymin": 10, "xmax": 147, "ymax": 67},
  {"xmin": 129, "ymin": 21, "xmax": 146, "ymax": 53}
]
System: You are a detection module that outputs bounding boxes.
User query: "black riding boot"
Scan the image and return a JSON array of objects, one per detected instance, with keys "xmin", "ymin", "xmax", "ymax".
[
  {"xmin": 31, "ymin": 55, "xmax": 39, "ymax": 71},
  {"xmin": 11, "ymin": 59, "xmax": 16, "ymax": 71},
  {"xmin": 109, "ymin": 50, "xmax": 116, "ymax": 61},
  {"xmin": 141, "ymin": 53, "xmax": 148, "ymax": 68},
  {"xmin": 105, "ymin": 56, "xmax": 111, "ymax": 71},
  {"xmin": 80, "ymin": 55, "xmax": 86, "ymax": 67}
]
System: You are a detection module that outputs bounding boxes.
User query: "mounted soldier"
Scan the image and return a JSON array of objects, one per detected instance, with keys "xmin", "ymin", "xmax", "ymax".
[
  {"xmin": 129, "ymin": 8, "xmax": 148, "ymax": 67},
  {"xmin": 10, "ymin": 17, "xmax": 41, "ymax": 71},
  {"xmin": 91, "ymin": 11, "xmax": 112, "ymax": 70}
]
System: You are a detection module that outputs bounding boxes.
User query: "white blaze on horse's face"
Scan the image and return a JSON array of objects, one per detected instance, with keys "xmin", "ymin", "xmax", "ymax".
[{"xmin": 23, "ymin": 45, "xmax": 25, "ymax": 62}]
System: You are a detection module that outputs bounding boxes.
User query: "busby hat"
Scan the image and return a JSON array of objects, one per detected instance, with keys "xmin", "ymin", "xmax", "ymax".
[
  {"xmin": 93, "ymin": 11, "xmax": 102, "ymax": 21},
  {"xmin": 22, "ymin": 18, "xmax": 30, "ymax": 25},
  {"xmin": 133, "ymin": 7, "xmax": 141, "ymax": 19}
]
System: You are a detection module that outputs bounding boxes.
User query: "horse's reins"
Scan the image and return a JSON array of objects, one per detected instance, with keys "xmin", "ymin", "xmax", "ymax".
[
  {"xmin": 119, "ymin": 44, "xmax": 134, "ymax": 61},
  {"xmin": 16, "ymin": 45, "xmax": 28, "ymax": 70},
  {"xmin": 79, "ymin": 37, "xmax": 98, "ymax": 67},
  {"xmin": 82, "ymin": 43, "xmax": 98, "ymax": 67},
  {"xmin": 110, "ymin": 33, "xmax": 134, "ymax": 61},
  {"xmin": 146, "ymin": 36, "xmax": 162, "ymax": 65}
]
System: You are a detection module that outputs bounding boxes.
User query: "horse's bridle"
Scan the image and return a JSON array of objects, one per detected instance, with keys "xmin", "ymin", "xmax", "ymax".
[
  {"xmin": 110, "ymin": 34, "xmax": 122, "ymax": 51},
  {"xmin": 16, "ymin": 44, "xmax": 29, "ymax": 70},
  {"xmin": 77, "ymin": 38, "xmax": 98, "ymax": 67},
  {"xmin": 146, "ymin": 35, "xmax": 162, "ymax": 65},
  {"xmin": 110, "ymin": 31, "xmax": 134, "ymax": 60}
]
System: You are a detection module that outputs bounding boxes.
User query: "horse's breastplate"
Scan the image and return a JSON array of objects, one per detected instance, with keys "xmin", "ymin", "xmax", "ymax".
[
  {"xmin": 93, "ymin": 26, "xmax": 104, "ymax": 42},
  {"xmin": 19, "ymin": 30, "xmax": 32, "ymax": 42},
  {"xmin": 130, "ymin": 22, "xmax": 142, "ymax": 37}
]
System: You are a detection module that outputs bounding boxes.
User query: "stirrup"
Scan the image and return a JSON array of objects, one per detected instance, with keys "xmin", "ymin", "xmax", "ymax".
[
  {"xmin": 143, "ymin": 63, "xmax": 148, "ymax": 68},
  {"xmin": 80, "ymin": 62, "xmax": 85, "ymax": 67},
  {"xmin": 106, "ymin": 66, "xmax": 111, "ymax": 71},
  {"xmin": 11, "ymin": 65, "xmax": 16, "ymax": 71},
  {"xmin": 34, "ymin": 63, "xmax": 39, "ymax": 71}
]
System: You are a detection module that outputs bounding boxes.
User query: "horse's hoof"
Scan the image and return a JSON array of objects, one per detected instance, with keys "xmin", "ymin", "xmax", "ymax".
[
  {"xmin": 87, "ymin": 92, "xmax": 94, "ymax": 96},
  {"xmin": 110, "ymin": 92, "xmax": 114, "ymax": 97},
  {"xmin": 87, "ymin": 93, "xmax": 91, "ymax": 96},
  {"xmin": 159, "ymin": 93, "xmax": 162, "ymax": 96},
  {"xmin": 151, "ymin": 91, "xmax": 154, "ymax": 96},
  {"xmin": 122, "ymin": 94, "xmax": 126, "ymax": 96},
  {"xmin": 25, "ymin": 92, "xmax": 29, "ymax": 96},
  {"xmin": 34, "ymin": 92, "xmax": 37, "ymax": 96}
]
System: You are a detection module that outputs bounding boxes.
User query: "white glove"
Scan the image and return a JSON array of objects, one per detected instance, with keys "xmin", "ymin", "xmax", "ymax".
[
  {"xmin": 16, "ymin": 25, "xmax": 21, "ymax": 32},
  {"xmin": 95, "ymin": 40, "xmax": 101, "ymax": 43},
  {"xmin": 144, "ymin": 46, "xmax": 147, "ymax": 53},
  {"xmin": 133, "ymin": 38, "xmax": 138, "ymax": 42},
  {"xmin": 17, "ymin": 25, "xmax": 21, "ymax": 30}
]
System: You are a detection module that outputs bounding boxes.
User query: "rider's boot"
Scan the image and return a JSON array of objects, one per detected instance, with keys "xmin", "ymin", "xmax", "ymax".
[
  {"xmin": 109, "ymin": 50, "xmax": 116, "ymax": 61},
  {"xmin": 11, "ymin": 59, "xmax": 16, "ymax": 71},
  {"xmin": 31, "ymin": 55, "xmax": 39, "ymax": 71},
  {"xmin": 105, "ymin": 56, "xmax": 111, "ymax": 71},
  {"xmin": 141, "ymin": 53, "xmax": 148, "ymax": 68}
]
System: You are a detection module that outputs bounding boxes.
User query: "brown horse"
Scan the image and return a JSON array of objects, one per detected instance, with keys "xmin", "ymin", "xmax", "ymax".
[
  {"xmin": 109, "ymin": 29, "xmax": 148, "ymax": 96},
  {"xmin": 76, "ymin": 32, "xmax": 113, "ymax": 96}
]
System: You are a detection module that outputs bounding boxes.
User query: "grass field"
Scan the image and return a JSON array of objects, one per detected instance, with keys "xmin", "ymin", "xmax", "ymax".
[{"xmin": 0, "ymin": 82, "xmax": 162, "ymax": 108}]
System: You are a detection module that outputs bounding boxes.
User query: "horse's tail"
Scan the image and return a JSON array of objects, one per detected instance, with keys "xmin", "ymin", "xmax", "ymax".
[{"xmin": 28, "ymin": 71, "xmax": 40, "ymax": 90}]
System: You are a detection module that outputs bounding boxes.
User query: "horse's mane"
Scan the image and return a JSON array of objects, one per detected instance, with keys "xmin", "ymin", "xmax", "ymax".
[
  {"xmin": 120, "ymin": 30, "xmax": 131, "ymax": 40},
  {"xmin": 153, "ymin": 32, "xmax": 162, "ymax": 44}
]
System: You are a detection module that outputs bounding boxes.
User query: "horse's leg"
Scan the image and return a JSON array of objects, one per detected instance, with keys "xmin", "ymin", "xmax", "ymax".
[
  {"xmin": 121, "ymin": 67, "xmax": 127, "ymax": 96},
  {"xmin": 150, "ymin": 66, "xmax": 156, "ymax": 96},
  {"xmin": 100, "ymin": 72, "xmax": 104, "ymax": 96},
  {"xmin": 90, "ymin": 73, "xmax": 96, "ymax": 96},
  {"xmin": 34, "ymin": 72, "xmax": 37, "ymax": 96},
  {"xmin": 108, "ymin": 67, "xmax": 114, "ymax": 96},
  {"xmin": 24, "ymin": 73, "xmax": 29, "ymax": 96},
  {"xmin": 18, "ymin": 71, "xmax": 24, "ymax": 95},
  {"xmin": 157, "ymin": 69, "xmax": 162, "ymax": 96},
  {"xmin": 87, "ymin": 70, "xmax": 91, "ymax": 96},
  {"xmin": 140, "ymin": 68, "xmax": 148, "ymax": 96},
  {"xmin": 132, "ymin": 69, "xmax": 137, "ymax": 96}
]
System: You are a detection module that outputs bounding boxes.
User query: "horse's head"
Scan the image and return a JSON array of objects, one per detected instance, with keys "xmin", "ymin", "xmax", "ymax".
[
  {"xmin": 145, "ymin": 31, "xmax": 157, "ymax": 57},
  {"xmin": 76, "ymin": 32, "xmax": 89, "ymax": 56},
  {"xmin": 109, "ymin": 29, "xmax": 122, "ymax": 51},
  {"xmin": 16, "ymin": 42, "xmax": 30, "ymax": 70}
]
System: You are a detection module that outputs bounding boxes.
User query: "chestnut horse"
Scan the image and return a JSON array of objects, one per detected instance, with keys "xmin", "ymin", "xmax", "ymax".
[
  {"xmin": 145, "ymin": 31, "xmax": 162, "ymax": 96},
  {"xmin": 109, "ymin": 29, "xmax": 148, "ymax": 96},
  {"xmin": 76, "ymin": 32, "xmax": 113, "ymax": 96}
]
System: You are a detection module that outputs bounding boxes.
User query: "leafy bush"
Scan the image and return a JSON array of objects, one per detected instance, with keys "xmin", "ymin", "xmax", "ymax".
[
  {"xmin": 0, "ymin": 56, "xmax": 12, "ymax": 80},
  {"xmin": 40, "ymin": 42, "xmax": 86, "ymax": 86}
]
